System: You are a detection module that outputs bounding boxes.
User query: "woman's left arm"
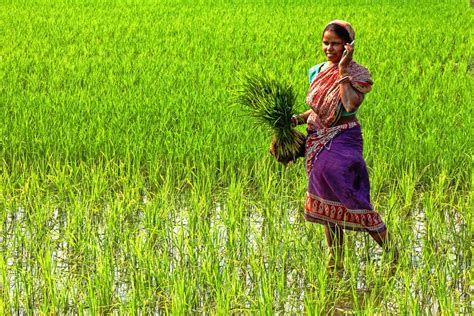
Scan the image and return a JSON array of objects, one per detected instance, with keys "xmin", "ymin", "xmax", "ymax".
[
  {"xmin": 339, "ymin": 79, "xmax": 364, "ymax": 113},
  {"xmin": 338, "ymin": 42, "xmax": 364, "ymax": 113}
]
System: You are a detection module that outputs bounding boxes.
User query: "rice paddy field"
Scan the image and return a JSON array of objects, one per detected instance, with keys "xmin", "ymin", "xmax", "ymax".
[{"xmin": 0, "ymin": 0, "xmax": 473, "ymax": 314}]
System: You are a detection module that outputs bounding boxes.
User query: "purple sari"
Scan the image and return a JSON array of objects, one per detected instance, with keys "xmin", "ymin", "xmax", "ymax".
[{"xmin": 304, "ymin": 122, "xmax": 387, "ymax": 233}]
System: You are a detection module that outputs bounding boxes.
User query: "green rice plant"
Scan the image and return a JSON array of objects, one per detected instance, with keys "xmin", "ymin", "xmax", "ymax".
[
  {"xmin": 0, "ymin": 0, "xmax": 472, "ymax": 314},
  {"xmin": 235, "ymin": 74, "xmax": 305, "ymax": 165}
]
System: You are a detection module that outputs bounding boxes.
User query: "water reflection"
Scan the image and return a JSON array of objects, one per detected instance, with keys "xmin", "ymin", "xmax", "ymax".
[{"xmin": 1, "ymin": 201, "xmax": 471, "ymax": 313}]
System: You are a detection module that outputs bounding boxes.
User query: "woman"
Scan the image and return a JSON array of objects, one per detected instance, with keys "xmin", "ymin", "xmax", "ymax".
[{"xmin": 291, "ymin": 20, "xmax": 396, "ymax": 269}]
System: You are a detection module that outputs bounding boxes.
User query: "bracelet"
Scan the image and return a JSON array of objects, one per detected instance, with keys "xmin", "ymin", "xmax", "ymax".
[
  {"xmin": 298, "ymin": 115, "xmax": 306, "ymax": 125},
  {"xmin": 337, "ymin": 75, "xmax": 351, "ymax": 84},
  {"xmin": 291, "ymin": 114, "xmax": 305, "ymax": 125}
]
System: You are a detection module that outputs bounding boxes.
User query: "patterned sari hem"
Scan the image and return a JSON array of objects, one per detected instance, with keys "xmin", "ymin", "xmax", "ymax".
[{"xmin": 304, "ymin": 192, "xmax": 387, "ymax": 233}]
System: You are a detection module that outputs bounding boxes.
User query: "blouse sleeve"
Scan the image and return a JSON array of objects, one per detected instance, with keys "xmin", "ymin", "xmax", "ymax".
[
  {"xmin": 348, "ymin": 63, "xmax": 373, "ymax": 94},
  {"xmin": 308, "ymin": 63, "xmax": 325, "ymax": 84}
]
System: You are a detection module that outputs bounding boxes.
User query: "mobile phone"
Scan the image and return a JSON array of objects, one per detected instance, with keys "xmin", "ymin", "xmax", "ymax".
[
  {"xmin": 343, "ymin": 40, "xmax": 355, "ymax": 55},
  {"xmin": 345, "ymin": 40, "xmax": 355, "ymax": 50}
]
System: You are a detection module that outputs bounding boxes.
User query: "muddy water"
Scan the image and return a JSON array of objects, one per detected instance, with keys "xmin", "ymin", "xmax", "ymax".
[{"xmin": 2, "ymin": 201, "xmax": 472, "ymax": 314}]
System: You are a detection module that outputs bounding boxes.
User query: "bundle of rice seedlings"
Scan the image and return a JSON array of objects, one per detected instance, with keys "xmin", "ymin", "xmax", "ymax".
[{"xmin": 236, "ymin": 74, "xmax": 305, "ymax": 165}]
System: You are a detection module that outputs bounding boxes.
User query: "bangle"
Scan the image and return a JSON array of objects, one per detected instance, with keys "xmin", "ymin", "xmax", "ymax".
[
  {"xmin": 291, "ymin": 114, "xmax": 305, "ymax": 125},
  {"xmin": 337, "ymin": 75, "xmax": 351, "ymax": 84},
  {"xmin": 298, "ymin": 115, "xmax": 306, "ymax": 125}
]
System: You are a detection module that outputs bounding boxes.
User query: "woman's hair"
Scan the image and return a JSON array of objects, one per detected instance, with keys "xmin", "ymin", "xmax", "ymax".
[{"xmin": 322, "ymin": 23, "xmax": 352, "ymax": 43}]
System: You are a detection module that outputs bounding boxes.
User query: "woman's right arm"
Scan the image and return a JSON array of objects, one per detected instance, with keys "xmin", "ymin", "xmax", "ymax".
[{"xmin": 291, "ymin": 109, "xmax": 312, "ymax": 126}]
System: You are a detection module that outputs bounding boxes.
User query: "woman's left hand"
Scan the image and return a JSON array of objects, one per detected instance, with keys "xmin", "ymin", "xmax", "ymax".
[{"xmin": 339, "ymin": 42, "xmax": 354, "ymax": 73}]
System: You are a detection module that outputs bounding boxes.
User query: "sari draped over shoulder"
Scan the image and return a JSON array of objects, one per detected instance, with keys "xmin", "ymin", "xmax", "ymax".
[{"xmin": 306, "ymin": 60, "xmax": 372, "ymax": 130}]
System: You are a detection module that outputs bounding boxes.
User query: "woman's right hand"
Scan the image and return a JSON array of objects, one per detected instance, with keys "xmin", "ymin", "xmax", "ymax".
[
  {"xmin": 291, "ymin": 112, "xmax": 309, "ymax": 127},
  {"xmin": 290, "ymin": 115, "xmax": 299, "ymax": 127}
]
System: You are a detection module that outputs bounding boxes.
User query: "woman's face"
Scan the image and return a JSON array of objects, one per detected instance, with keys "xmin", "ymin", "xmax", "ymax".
[{"xmin": 322, "ymin": 30, "xmax": 345, "ymax": 63}]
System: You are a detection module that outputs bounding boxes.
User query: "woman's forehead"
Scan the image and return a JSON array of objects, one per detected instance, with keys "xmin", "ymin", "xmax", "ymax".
[{"xmin": 322, "ymin": 31, "xmax": 343, "ymax": 42}]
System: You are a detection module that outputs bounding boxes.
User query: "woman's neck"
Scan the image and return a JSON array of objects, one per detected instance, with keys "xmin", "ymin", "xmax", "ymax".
[
  {"xmin": 325, "ymin": 61, "xmax": 339, "ymax": 68},
  {"xmin": 321, "ymin": 61, "xmax": 339, "ymax": 72}
]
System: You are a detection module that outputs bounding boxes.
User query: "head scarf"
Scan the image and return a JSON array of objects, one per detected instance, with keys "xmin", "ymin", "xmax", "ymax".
[
  {"xmin": 326, "ymin": 20, "xmax": 355, "ymax": 42},
  {"xmin": 306, "ymin": 21, "xmax": 372, "ymax": 129}
]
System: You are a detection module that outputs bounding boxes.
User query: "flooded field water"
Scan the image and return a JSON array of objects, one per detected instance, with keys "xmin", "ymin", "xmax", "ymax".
[{"xmin": 1, "ymin": 196, "xmax": 471, "ymax": 314}]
